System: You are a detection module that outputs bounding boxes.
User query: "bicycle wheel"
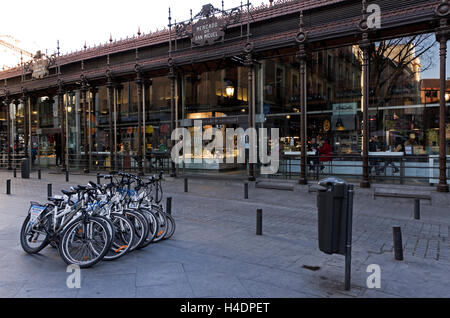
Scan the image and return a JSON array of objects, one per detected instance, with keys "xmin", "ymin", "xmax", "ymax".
[
  {"xmin": 151, "ymin": 205, "xmax": 168, "ymax": 243},
  {"xmin": 136, "ymin": 208, "xmax": 158, "ymax": 249},
  {"xmin": 163, "ymin": 213, "xmax": 176, "ymax": 240},
  {"xmin": 58, "ymin": 217, "xmax": 111, "ymax": 268},
  {"xmin": 20, "ymin": 215, "xmax": 50, "ymax": 254},
  {"xmin": 123, "ymin": 210, "xmax": 148, "ymax": 252},
  {"xmin": 103, "ymin": 213, "xmax": 135, "ymax": 261},
  {"xmin": 95, "ymin": 215, "xmax": 115, "ymax": 249}
]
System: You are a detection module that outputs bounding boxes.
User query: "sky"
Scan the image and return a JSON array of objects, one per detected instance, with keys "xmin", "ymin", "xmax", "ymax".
[
  {"xmin": 1, "ymin": 0, "xmax": 259, "ymax": 56},
  {"xmin": 0, "ymin": 0, "xmax": 447, "ymax": 78}
]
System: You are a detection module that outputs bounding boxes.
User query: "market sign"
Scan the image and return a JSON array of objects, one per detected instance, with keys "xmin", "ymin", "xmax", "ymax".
[
  {"xmin": 333, "ymin": 103, "xmax": 357, "ymax": 115},
  {"xmin": 32, "ymin": 51, "xmax": 49, "ymax": 79},
  {"xmin": 192, "ymin": 16, "xmax": 224, "ymax": 46}
]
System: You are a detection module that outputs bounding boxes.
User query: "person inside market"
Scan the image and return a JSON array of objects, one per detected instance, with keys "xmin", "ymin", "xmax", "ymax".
[
  {"xmin": 318, "ymin": 138, "xmax": 333, "ymax": 172},
  {"xmin": 308, "ymin": 136, "xmax": 320, "ymax": 171}
]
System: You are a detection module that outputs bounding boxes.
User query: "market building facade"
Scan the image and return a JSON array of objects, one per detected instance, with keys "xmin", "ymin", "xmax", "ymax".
[{"xmin": 0, "ymin": 0, "xmax": 449, "ymax": 191}]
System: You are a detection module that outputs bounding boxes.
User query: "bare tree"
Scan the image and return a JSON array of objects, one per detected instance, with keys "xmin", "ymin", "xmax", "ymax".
[{"xmin": 371, "ymin": 34, "xmax": 437, "ymax": 107}]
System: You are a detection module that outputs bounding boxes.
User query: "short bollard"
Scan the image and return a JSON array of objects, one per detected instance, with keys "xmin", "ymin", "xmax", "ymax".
[
  {"xmin": 13, "ymin": 168, "xmax": 16, "ymax": 178},
  {"xmin": 244, "ymin": 182, "xmax": 249, "ymax": 199},
  {"xmin": 393, "ymin": 227, "xmax": 404, "ymax": 261},
  {"xmin": 97, "ymin": 174, "xmax": 101, "ymax": 185},
  {"xmin": 48, "ymin": 184, "xmax": 52, "ymax": 198},
  {"xmin": 38, "ymin": 169, "xmax": 41, "ymax": 180},
  {"xmin": 256, "ymin": 209, "xmax": 263, "ymax": 236},
  {"xmin": 184, "ymin": 178, "xmax": 188, "ymax": 193},
  {"xmin": 6, "ymin": 180, "xmax": 11, "ymax": 195},
  {"xmin": 414, "ymin": 198, "xmax": 421, "ymax": 220},
  {"xmin": 65, "ymin": 170, "xmax": 69, "ymax": 182},
  {"xmin": 166, "ymin": 197, "xmax": 172, "ymax": 215},
  {"xmin": 156, "ymin": 182, "xmax": 159, "ymax": 201}
]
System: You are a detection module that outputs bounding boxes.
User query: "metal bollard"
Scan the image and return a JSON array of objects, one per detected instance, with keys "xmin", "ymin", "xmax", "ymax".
[
  {"xmin": 256, "ymin": 209, "xmax": 263, "ymax": 236},
  {"xmin": 38, "ymin": 169, "xmax": 41, "ymax": 180},
  {"xmin": 6, "ymin": 180, "xmax": 11, "ymax": 195},
  {"xmin": 393, "ymin": 227, "xmax": 404, "ymax": 261},
  {"xmin": 184, "ymin": 178, "xmax": 188, "ymax": 193},
  {"xmin": 414, "ymin": 198, "xmax": 420, "ymax": 220},
  {"xmin": 48, "ymin": 184, "xmax": 52, "ymax": 198},
  {"xmin": 244, "ymin": 182, "xmax": 249, "ymax": 199},
  {"xmin": 65, "ymin": 170, "xmax": 69, "ymax": 182},
  {"xmin": 97, "ymin": 174, "xmax": 101, "ymax": 185},
  {"xmin": 166, "ymin": 197, "xmax": 172, "ymax": 215},
  {"xmin": 13, "ymin": 168, "xmax": 16, "ymax": 178},
  {"xmin": 345, "ymin": 184, "xmax": 355, "ymax": 291},
  {"xmin": 156, "ymin": 182, "xmax": 159, "ymax": 201}
]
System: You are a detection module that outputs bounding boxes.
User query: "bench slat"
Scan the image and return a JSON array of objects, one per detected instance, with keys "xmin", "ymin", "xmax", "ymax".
[{"xmin": 374, "ymin": 192, "xmax": 431, "ymax": 200}]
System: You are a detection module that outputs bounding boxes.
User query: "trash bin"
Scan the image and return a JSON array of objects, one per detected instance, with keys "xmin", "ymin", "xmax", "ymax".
[
  {"xmin": 317, "ymin": 177, "xmax": 349, "ymax": 255},
  {"xmin": 21, "ymin": 158, "xmax": 30, "ymax": 179}
]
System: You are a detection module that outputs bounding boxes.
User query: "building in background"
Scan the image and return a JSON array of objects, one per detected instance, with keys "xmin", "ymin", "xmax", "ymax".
[{"xmin": 0, "ymin": 0, "xmax": 449, "ymax": 190}]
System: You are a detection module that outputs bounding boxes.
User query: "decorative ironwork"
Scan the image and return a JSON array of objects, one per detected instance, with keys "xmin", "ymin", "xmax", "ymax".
[
  {"xmin": 295, "ymin": 10, "xmax": 308, "ymax": 44},
  {"xmin": 17, "ymin": 48, "xmax": 57, "ymax": 76},
  {"xmin": 173, "ymin": 3, "xmax": 244, "ymax": 47},
  {"xmin": 435, "ymin": 0, "xmax": 450, "ymax": 17},
  {"xmin": 195, "ymin": 4, "xmax": 222, "ymax": 19},
  {"xmin": 31, "ymin": 51, "xmax": 49, "ymax": 79},
  {"xmin": 358, "ymin": 0, "xmax": 369, "ymax": 31}
]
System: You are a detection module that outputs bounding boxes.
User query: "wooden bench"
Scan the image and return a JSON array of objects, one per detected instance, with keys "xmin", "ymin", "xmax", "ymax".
[
  {"xmin": 255, "ymin": 181, "xmax": 295, "ymax": 191},
  {"xmin": 373, "ymin": 189, "xmax": 432, "ymax": 204}
]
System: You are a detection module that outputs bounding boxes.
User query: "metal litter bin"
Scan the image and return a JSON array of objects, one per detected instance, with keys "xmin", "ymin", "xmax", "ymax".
[
  {"xmin": 21, "ymin": 158, "xmax": 30, "ymax": 179},
  {"xmin": 317, "ymin": 177, "xmax": 349, "ymax": 255}
]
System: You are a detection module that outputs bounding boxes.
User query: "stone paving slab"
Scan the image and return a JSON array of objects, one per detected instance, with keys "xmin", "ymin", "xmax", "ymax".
[{"xmin": 0, "ymin": 170, "xmax": 449, "ymax": 298}]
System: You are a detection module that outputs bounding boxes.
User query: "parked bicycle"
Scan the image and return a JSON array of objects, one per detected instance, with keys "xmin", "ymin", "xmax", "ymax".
[{"xmin": 20, "ymin": 171, "xmax": 175, "ymax": 268}]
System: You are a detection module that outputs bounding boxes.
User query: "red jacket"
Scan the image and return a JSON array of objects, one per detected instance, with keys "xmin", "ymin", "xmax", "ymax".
[{"xmin": 318, "ymin": 142, "xmax": 333, "ymax": 162}]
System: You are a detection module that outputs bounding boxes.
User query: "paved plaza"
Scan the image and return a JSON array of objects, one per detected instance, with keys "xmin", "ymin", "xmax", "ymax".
[{"xmin": 0, "ymin": 170, "xmax": 449, "ymax": 298}]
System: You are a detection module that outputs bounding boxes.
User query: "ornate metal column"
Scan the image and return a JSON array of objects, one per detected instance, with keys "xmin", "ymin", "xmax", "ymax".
[
  {"xmin": 296, "ymin": 11, "xmax": 308, "ymax": 185},
  {"xmin": 4, "ymin": 93, "xmax": 12, "ymax": 170},
  {"xmin": 435, "ymin": 1, "xmax": 450, "ymax": 192},
  {"xmin": 169, "ymin": 64, "xmax": 177, "ymax": 178},
  {"xmin": 244, "ymin": 42, "xmax": 256, "ymax": 181},
  {"xmin": 89, "ymin": 86, "xmax": 98, "ymax": 173},
  {"xmin": 106, "ymin": 70, "xmax": 115, "ymax": 171},
  {"xmin": 57, "ymin": 81, "xmax": 66, "ymax": 171},
  {"xmin": 80, "ymin": 75, "xmax": 89, "ymax": 173},
  {"xmin": 143, "ymin": 79, "xmax": 152, "ymax": 173},
  {"xmin": 359, "ymin": 3, "xmax": 371, "ymax": 189},
  {"xmin": 115, "ymin": 84, "xmax": 123, "ymax": 171},
  {"xmin": 21, "ymin": 91, "xmax": 29, "ymax": 159},
  {"xmin": 135, "ymin": 65, "xmax": 144, "ymax": 175},
  {"xmin": 168, "ymin": 9, "xmax": 177, "ymax": 178}
]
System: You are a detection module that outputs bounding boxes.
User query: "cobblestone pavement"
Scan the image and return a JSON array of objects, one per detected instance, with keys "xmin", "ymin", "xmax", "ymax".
[{"xmin": 0, "ymin": 170, "xmax": 449, "ymax": 298}]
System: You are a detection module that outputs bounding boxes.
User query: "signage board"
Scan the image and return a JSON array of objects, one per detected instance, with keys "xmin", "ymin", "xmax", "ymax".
[
  {"xmin": 32, "ymin": 59, "xmax": 49, "ymax": 79},
  {"xmin": 333, "ymin": 103, "xmax": 358, "ymax": 115},
  {"xmin": 192, "ymin": 16, "xmax": 224, "ymax": 46}
]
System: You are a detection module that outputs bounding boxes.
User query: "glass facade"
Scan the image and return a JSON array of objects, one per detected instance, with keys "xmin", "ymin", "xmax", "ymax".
[{"xmin": 0, "ymin": 33, "xmax": 449, "ymax": 185}]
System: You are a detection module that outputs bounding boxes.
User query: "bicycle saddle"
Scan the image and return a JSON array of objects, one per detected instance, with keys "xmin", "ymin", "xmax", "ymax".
[
  {"xmin": 48, "ymin": 197, "xmax": 64, "ymax": 203},
  {"xmin": 88, "ymin": 181, "xmax": 98, "ymax": 189},
  {"xmin": 62, "ymin": 190, "xmax": 76, "ymax": 196}
]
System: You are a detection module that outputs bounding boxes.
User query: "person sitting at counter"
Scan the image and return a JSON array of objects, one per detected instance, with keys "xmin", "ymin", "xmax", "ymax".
[
  {"xmin": 318, "ymin": 139, "xmax": 333, "ymax": 171},
  {"xmin": 370, "ymin": 137, "xmax": 401, "ymax": 175},
  {"xmin": 380, "ymin": 139, "xmax": 401, "ymax": 174},
  {"xmin": 308, "ymin": 137, "xmax": 319, "ymax": 171},
  {"xmin": 369, "ymin": 136, "xmax": 381, "ymax": 175}
]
